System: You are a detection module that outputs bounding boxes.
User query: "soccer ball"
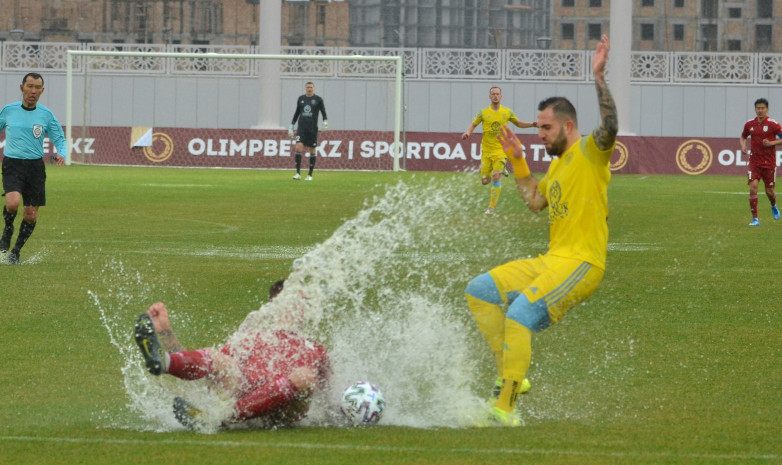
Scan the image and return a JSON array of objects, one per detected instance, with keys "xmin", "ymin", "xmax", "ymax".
[{"xmin": 340, "ymin": 381, "xmax": 386, "ymax": 426}]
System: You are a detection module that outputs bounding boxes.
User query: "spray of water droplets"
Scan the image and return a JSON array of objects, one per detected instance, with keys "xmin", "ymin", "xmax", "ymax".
[{"xmin": 92, "ymin": 173, "xmax": 551, "ymax": 431}]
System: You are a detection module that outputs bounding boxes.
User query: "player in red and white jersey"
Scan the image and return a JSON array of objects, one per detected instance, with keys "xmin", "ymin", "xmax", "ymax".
[
  {"xmin": 134, "ymin": 280, "xmax": 331, "ymax": 430},
  {"xmin": 740, "ymin": 98, "xmax": 782, "ymax": 226}
]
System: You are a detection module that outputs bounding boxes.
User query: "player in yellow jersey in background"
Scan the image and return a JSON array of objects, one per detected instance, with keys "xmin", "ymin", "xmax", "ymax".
[
  {"xmin": 462, "ymin": 87, "xmax": 536, "ymax": 215},
  {"xmin": 465, "ymin": 35, "xmax": 618, "ymax": 426}
]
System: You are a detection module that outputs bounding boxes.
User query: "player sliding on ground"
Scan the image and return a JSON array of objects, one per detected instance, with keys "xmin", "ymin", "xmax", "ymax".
[
  {"xmin": 134, "ymin": 280, "xmax": 332, "ymax": 430},
  {"xmin": 465, "ymin": 34, "xmax": 618, "ymax": 427}
]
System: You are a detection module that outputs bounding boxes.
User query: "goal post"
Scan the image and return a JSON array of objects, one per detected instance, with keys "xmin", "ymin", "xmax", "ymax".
[{"xmin": 65, "ymin": 50, "xmax": 404, "ymax": 171}]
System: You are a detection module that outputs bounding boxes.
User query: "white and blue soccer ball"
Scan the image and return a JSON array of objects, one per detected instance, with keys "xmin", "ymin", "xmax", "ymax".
[{"xmin": 340, "ymin": 381, "xmax": 386, "ymax": 426}]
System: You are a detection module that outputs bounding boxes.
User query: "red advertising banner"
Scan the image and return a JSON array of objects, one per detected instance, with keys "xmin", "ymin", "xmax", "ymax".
[{"xmin": 1, "ymin": 127, "xmax": 768, "ymax": 176}]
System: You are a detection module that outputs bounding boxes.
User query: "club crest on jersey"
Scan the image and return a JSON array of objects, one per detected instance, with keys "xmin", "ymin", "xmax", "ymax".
[
  {"xmin": 764, "ymin": 125, "xmax": 769, "ymax": 132},
  {"xmin": 32, "ymin": 124, "xmax": 43, "ymax": 138}
]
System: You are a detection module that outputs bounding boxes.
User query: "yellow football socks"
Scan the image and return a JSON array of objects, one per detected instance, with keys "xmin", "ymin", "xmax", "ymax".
[
  {"xmin": 489, "ymin": 184, "xmax": 501, "ymax": 209},
  {"xmin": 465, "ymin": 294, "xmax": 505, "ymax": 376},
  {"xmin": 496, "ymin": 318, "xmax": 533, "ymax": 412},
  {"xmin": 496, "ymin": 379, "xmax": 521, "ymax": 412}
]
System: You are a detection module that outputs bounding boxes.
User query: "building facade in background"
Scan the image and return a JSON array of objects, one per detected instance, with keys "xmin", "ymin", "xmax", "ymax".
[
  {"xmin": 348, "ymin": 0, "xmax": 550, "ymax": 49},
  {"xmin": 0, "ymin": 0, "xmax": 780, "ymax": 52},
  {"xmin": 554, "ymin": 0, "xmax": 782, "ymax": 52},
  {"xmin": 0, "ymin": 0, "xmax": 350, "ymax": 47}
]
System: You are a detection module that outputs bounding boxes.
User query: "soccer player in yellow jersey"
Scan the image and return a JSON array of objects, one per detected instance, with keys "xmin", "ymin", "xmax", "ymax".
[
  {"xmin": 465, "ymin": 35, "xmax": 617, "ymax": 427},
  {"xmin": 462, "ymin": 87, "xmax": 536, "ymax": 215}
]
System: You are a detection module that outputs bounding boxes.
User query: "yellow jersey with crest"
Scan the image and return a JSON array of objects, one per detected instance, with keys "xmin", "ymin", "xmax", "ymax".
[
  {"xmin": 472, "ymin": 105, "xmax": 519, "ymax": 160},
  {"xmin": 537, "ymin": 134, "xmax": 614, "ymax": 270}
]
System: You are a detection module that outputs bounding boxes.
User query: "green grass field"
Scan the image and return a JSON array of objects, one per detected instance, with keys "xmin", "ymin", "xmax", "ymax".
[{"xmin": 1, "ymin": 165, "xmax": 780, "ymax": 465}]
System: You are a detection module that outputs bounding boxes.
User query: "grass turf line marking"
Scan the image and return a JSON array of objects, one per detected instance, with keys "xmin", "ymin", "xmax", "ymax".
[
  {"xmin": 0, "ymin": 435, "xmax": 779, "ymax": 461},
  {"xmin": 141, "ymin": 183, "xmax": 215, "ymax": 188}
]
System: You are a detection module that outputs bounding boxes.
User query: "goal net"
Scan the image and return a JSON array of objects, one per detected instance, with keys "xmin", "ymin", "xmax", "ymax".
[{"xmin": 65, "ymin": 47, "xmax": 405, "ymax": 171}]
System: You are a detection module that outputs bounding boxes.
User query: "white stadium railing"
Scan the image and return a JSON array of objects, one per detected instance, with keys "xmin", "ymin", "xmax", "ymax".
[{"xmin": 3, "ymin": 41, "xmax": 782, "ymax": 84}]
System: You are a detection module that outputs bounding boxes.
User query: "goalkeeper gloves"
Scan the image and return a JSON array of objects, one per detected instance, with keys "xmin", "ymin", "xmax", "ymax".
[
  {"xmin": 288, "ymin": 126, "xmax": 294, "ymax": 138},
  {"xmin": 322, "ymin": 121, "xmax": 328, "ymax": 131}
]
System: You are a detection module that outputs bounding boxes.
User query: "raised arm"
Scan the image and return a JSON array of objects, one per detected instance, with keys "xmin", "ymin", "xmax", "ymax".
[
  {"xmin": 591, "ymin": 35, "xmax": 618, "ymax": 151},
  {"xmin": 498, "ymin": 125, "xmax": 548, "ymax": 213}
]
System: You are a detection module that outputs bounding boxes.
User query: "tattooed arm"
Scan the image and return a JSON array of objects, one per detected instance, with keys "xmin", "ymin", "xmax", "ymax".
[{"xmin": 591, "ymin": 35, "xmax": 618, "ymax": 151}]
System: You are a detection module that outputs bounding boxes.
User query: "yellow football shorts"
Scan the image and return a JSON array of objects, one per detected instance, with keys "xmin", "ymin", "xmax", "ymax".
[
  {"xmin": 489, "ymin": 254, "xmax": 605, "ymax": 331},
  {"xmin": 480, "ymin": 149, "xmax": 507, "ymax": 179}
]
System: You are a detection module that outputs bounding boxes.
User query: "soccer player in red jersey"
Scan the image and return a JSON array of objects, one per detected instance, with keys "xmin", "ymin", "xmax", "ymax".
[
  {"xmin": 740, "ymin": 98, "xmax": 782, "ymax": 226},
  {"xmin": 134, "ymin": 280, "xmax": 331, "ymax": 430}
]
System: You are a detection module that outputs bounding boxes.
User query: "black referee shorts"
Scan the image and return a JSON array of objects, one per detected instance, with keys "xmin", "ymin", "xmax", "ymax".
[{"xmin": 2, "ymin": 157, "xmax": 47, "ymax": 207}]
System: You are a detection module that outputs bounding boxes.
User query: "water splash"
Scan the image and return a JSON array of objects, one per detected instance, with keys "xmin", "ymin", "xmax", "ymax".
[
  {"xmin": 2, "ymin": 246, "xmax": 48, "ymax": 265},
  {"xmin": 89, "ymin": 259, "xmax": 217, "ymax": 432},
  {"xmin": 93, "ymin": 174, "xmax": 531, "ymax": 431},
  {"xmin": 241, "ymin": 176, "xmax": 495, "ymax": 428}
]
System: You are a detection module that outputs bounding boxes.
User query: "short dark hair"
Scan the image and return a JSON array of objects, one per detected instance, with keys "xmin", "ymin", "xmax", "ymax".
[
  {"xmin": 22, "ymin": 72, "xmax": 44, "ymax": 87},
  {"xmin": 755, "ymin": 98, "xmax": 769, "ymax": 108},
  {"xmin": 538, "ymin": 96, "xmax": 578, "ymax": 126},
  {"xmin": 268, "ymin": 279, "xmax": 285, "ymax": 301}
]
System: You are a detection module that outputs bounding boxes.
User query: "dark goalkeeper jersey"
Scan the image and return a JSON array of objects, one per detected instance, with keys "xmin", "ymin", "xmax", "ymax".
[{"xmin": 291, "ymin": 94, "xmax": 327, "ymax": 134}]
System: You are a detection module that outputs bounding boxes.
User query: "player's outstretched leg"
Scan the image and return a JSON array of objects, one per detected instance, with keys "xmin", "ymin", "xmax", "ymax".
[
  {"xmin": 173, "ymin": 396, "xmax": 204, "ymax": 430},
  {"xmin": 134, "ymin": 313, "xmax": 168, "ymax": 375}
]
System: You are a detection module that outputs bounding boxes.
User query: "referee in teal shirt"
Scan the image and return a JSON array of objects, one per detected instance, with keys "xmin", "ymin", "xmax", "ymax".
[{"xmin": 0, "ymin": 72, "xmax": 66, "ymax": 264}]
